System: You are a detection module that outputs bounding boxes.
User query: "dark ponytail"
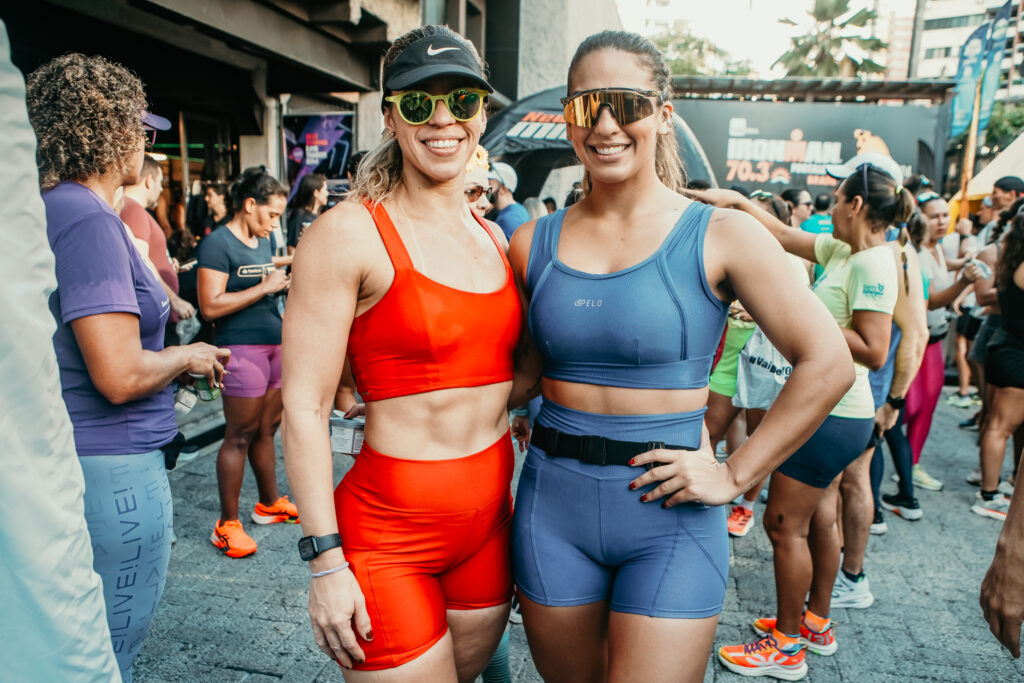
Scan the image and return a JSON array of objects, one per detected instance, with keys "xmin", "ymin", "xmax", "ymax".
[
  {"xmin": 230, "ymin": 166, "xmax": 288, "ymax": 215},
  {"xmin": 841, "ymin": 164, "xmax": 915, "ymax": 231},
  {"xmin": 996, "ymin": 212, "xmax": 1024, "ymax": 290}
]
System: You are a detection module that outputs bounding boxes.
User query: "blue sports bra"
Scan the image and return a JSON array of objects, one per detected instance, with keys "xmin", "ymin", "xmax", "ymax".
[{"xmin": 526, "ymin": 202, "xmax": 729, "ymax": 390}]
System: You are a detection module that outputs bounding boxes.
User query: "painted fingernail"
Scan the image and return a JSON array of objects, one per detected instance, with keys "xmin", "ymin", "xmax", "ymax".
[
  {"xmin": 640, "ymin": 494, "xmax": 648, "ymax": 502},
  {"xmin": 367, "ymin": 631, "xmax": 374, "ymax": 641},
  {"xmin": 662, "ymin": 502, "xmax": 669, "ymax": 509},
  {"xmin": 629, "ymin": 482, "xmax": 636, "ymax": 490},
  {"xmin": 629, "ymin": 458, "xmax": 635, "ymax": 465}
]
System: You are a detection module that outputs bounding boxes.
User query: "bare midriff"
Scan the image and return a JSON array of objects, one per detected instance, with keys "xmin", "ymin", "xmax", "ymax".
[
  {"xmin": 543, "ymin": 378, "xmax": 709, "ymax": 416},
  {"xmin": 361, "ymin": 381, "xmax": 513, "ymax": 461}
]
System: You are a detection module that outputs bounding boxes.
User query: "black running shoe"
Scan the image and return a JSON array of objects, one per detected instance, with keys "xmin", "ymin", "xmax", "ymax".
[
  {"xmin": 881, "ymin": 493, "xmax": 924, "ymax": 521},
  {"xmin": 959, "ymin": 413, "xmax": 980, "ymax": 431}
]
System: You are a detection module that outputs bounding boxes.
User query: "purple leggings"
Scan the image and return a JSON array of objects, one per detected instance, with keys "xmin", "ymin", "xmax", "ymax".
[{"xmin": 904, "ymin": 340, "xmax": 944, "ymax": 464}]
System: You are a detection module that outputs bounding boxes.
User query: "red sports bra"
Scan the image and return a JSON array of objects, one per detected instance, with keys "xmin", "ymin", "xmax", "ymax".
[{"xmin": 347, "ymin": 201, "xmax": 523, "ymax": 401}]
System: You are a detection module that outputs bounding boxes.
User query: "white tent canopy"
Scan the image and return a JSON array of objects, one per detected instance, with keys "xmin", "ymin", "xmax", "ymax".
[{"xmin": 952, "ymin": 130, "xmax": 1024, "ymax": 202}]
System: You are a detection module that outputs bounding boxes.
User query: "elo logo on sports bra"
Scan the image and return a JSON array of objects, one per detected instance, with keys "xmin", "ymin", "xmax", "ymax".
[
  {"xmin": 237, "ymin": 264, "xmax": 274, "ymax": 278},
  {"xmin": 574, "ymin": 298, "xmax": 604, "ymax": 307}
]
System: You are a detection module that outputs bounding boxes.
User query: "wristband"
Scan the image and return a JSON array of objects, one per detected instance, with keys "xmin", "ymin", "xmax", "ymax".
[
  {"xmin": 886, "ymin": 394, "xmax": 906, "ymax": 410},
  {"xmin": 510, "ymin": 408, "xmax": 529, "ymax": 417},
  {"xmin": 310, "ymin": 561, "xmax": 350, "ymax": 578}
]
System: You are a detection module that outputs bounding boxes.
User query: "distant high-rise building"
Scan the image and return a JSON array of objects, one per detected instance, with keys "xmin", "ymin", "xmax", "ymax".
[
  {"xmin": 908, "ymin": 1, "xmax": 1023, "ymax": 100},
  {"xmin": 885, "ymin": 13, "xmax": 916, "ymax": 79}
]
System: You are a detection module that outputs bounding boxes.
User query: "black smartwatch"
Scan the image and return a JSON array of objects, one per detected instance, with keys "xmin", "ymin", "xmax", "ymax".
[
  {"xmin": 886, "ymin": 394, "xmax": 906, "ymax": 410},
  {"xmin": 298, "ymin": 533, "xmax": 343, "ymax": 561}
]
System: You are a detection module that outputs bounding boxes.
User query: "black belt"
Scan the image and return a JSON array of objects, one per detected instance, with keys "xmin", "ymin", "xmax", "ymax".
[{"xmin": 532, "ymin": 425, "xmax": 691, "ymax": 468}]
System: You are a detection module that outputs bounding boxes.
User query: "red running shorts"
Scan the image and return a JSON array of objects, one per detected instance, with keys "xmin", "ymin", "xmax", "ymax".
[{"xmin": 333, "ymin": 431, "xmax": 514, "ymax": 670}]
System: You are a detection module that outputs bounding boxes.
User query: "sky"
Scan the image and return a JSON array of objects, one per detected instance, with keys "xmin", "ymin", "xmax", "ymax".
[{"xmin": 615, "ymin": 0, "xmax": 917, "ymax": 75}]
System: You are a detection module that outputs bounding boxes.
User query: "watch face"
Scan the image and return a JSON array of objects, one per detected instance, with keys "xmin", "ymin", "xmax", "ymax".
[{"xmin": 298, "ymin": 536, "xmax": 314, "ymax": 561}]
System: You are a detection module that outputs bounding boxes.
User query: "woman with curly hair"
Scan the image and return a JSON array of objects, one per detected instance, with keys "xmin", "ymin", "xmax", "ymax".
[
  {"xmin": 27, "ymin": 53, "xmax": 229, "ymax": 681},
  {"xmin": 974, "ymin": 211, "xmax": 1024, "ymax": 519}
]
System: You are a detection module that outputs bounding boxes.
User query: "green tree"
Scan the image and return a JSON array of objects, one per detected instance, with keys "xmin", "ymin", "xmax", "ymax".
[
  {"xmin": 652, "ymin": 29, "xmax": 752, "ymax": 77},
  {"xmin": 774, "ymin": 0, "xmax": 887, "ymax": 78},
  {"xmin": 985, "ymin": 101, "xmax": 1024, "ymax": 150}
]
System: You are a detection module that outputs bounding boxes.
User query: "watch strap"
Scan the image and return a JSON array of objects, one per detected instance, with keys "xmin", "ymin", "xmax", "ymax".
[
  {"xmin": 886, "ymin": 394, "xmax": 906, "ymax": 409},
  {"xmin": 298, "ymin": 533, "xmax": 342, "ymax": 561}
]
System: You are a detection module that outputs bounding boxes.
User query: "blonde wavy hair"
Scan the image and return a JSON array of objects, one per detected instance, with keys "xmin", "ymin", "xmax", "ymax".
[
  {"xmin": 350, "ymin": 25, "xmax": 487, "ymax": 205},
  {"xmin": 567, "ymin": 31, "xmax": 685, "ymax": 196},
  {"xmin": 27, "ymin": 53, "xmax": 147, "ymax": 190}
]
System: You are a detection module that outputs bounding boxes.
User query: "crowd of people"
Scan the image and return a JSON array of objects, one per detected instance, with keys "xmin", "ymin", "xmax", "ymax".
[{"xmin": 9, "ymin": 20, "xmax": 1024, "ymax": 683}]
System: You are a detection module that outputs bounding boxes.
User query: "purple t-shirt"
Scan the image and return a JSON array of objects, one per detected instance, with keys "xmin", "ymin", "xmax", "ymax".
[{"xmin": 45, "ymin": 182, "xmax": 176, "ymax": 455}]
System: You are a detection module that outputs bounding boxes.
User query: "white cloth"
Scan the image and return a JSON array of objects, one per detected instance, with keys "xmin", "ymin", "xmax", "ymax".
[{"xmin": 0, "ymin": 22, "xmax": 121, "ymax": 682}]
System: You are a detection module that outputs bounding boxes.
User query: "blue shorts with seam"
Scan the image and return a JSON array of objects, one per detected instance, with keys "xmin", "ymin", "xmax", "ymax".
[{"xmin": 512, "ymin": 399, "xmax": 728, "ymax": 619}]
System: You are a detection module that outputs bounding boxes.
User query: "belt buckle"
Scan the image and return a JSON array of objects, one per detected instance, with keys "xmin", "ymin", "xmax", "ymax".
[
  {"xmin": 578, "ymin": 435, "xmax": 606, "ymax": 465},
  {"xmin": 644, "ymin": 441, "xmax": 665, "ymax": 471}
]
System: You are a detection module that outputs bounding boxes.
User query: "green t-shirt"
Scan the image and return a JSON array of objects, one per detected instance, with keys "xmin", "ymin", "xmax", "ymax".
[{"xmin": 813, "ymin": 235, "xmax": 898, "ymax": 419}]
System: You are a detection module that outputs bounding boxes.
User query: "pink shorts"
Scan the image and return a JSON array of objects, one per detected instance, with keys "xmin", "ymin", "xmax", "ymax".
[{"xmin": 221, "ymin": 344, "xmax": 282, "ymax": 398}]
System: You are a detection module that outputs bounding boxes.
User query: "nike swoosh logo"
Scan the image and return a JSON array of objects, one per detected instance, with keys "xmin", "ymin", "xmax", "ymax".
[{"xmin": 426, "ymin": 45, "xmax": 459, "ymax": 56}]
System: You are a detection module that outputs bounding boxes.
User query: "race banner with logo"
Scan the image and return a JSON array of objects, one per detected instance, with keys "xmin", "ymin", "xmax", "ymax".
[{"xmin": 675, "ymin": 99, "xmax": 947, "ymax": 192}]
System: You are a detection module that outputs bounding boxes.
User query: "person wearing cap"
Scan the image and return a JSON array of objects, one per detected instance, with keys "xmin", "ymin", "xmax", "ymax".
[
  {"xmin": 26, "ymin": 53, "xmax": 230, "ymax": 682},
  {"xmin": 979, "ymin": 176, "xmax": 1024, "ymax": 246},
  {"xmin": 488, "ymin": 160, "xmax": 530, "ymax": 241},
  {"xmin": 282, "ymin": 26, "xmax": 523, "ymax": 679},
  {"xmin": 692, "ymin": 152, "xmax": 914, "ymax": 677}
]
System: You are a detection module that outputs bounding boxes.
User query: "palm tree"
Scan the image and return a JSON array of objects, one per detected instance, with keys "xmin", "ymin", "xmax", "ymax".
[{"xmin": 774, "ymin": 0, "xmax": 887, "ymax": 78}]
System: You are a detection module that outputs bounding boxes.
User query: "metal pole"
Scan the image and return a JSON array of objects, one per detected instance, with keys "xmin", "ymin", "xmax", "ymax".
[
  {"xmin": 178, "ymin": 111, "xmax": 190, "ymax": 201},
  {"xmin": 958, "ymin": 70, "xmax": 984, "ymax": 219}
]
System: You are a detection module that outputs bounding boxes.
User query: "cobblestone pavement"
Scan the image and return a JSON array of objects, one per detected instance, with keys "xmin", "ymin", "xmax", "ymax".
[{"xmin": 136, "ymin": 390, "xmax": 1023, "ymax": 681}]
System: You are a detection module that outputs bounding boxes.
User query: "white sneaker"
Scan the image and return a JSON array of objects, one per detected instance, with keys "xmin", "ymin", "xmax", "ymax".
[
  {"xmin": 831, "ymin": 571, "xmax": 875, "ymax": 609},
  {"xmin": 508, "ymin": 595, "xmax": 523, "ymax": 624},
  {"xmin": 998, "ymin": 480, "xmax": 1015, "ymax": 497},
  {"xmin": 966, "ymin": 468, "xmax": 982, "ymax": 486},
  {"xmin": 869, "ymin": 510, "xmax": 888, "ymax": 535},
  {"xmin": 912, "ymin": 465, "xmax": 943, "ymax": 492},
  {"xmin": 971, "ymin": 493, "xmax": 1011, "ymax": 521}
]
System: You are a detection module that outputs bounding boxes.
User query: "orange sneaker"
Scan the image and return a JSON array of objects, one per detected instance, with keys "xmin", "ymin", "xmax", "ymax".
[
  {"xmin": 727, "ymin": 505, "xmax": 755, "ymax": 537},
  {"xmin": 718, "ymin": 630, "xmax": 808, "ymax": 680},
  {"xmin": 252, "ymin": 495, "xmax": 300, "ymax": 525},
  {"xmin": 753, "ymin": 615, "xmax": 837, "ymax": 656},
  {"xmin": 211, "ymin": 519, "xmax": 257, "ymax": 558}
]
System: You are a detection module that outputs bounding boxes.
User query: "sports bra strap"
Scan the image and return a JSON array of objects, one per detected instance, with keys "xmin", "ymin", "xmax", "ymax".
[{"xmin": 364, "ymin": 200, "xmax": 414, "ymax": 271}]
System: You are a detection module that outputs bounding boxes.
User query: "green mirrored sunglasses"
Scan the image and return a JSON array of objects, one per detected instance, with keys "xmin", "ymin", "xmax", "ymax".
[{"xmin": 384, "ymin": 88, "xmax": 488, "ymax": 125}]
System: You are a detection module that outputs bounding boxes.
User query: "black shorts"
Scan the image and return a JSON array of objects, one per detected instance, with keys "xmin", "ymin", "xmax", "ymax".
[
  {"xmin": 969, "ymin": 315, "xmax": 1002, "ymax": 366},
  {"xmin": 986, "ymin": 344, "xmax": 1024, "ymax": 389},
  {"xmin": 956, "ymin": 314, "xmax": 983, "ymax": 341}
]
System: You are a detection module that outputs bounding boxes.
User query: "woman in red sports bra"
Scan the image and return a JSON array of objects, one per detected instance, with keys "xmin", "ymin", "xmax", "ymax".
[{"xmin": 281, "ymin": 26, "xmax": 525, "ymax": 681}]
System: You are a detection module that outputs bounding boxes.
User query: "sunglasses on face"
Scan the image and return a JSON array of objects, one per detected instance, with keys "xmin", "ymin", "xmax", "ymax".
[
  {"xmin": 384, "ymin": 88, "xmax": 489, "ymax": 125},
  {"xmin": 560, "ymin": 88, "xmax": 660, "ymax": 127},
  {"xmin": 465, "ymin": 186, "xmax": 493, "ymax": 202}
]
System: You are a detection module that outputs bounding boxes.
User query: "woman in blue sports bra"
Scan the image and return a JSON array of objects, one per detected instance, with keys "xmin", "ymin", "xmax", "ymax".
[{"xmin": 505, "ymin": 31, "xmax": 855, "ymax": 682}]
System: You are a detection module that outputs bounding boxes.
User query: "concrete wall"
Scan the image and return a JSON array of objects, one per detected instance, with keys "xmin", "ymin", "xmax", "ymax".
[{"xmin": 517, "ymin": 0, "xmax": 623, "ymax": 98}]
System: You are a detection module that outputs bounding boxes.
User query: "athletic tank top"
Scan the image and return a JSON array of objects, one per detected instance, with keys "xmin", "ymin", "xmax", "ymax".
[
  {"xmin": 347, "ymin": 201, "xmax": 523, "ymax": 401},
  {"xmin": 997, "ymin": 276, "xmax": 1024, "ymax": 343},
  {"xmin": 526, "ymin": 202, "xmax": 729, "ymax": 390}
]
